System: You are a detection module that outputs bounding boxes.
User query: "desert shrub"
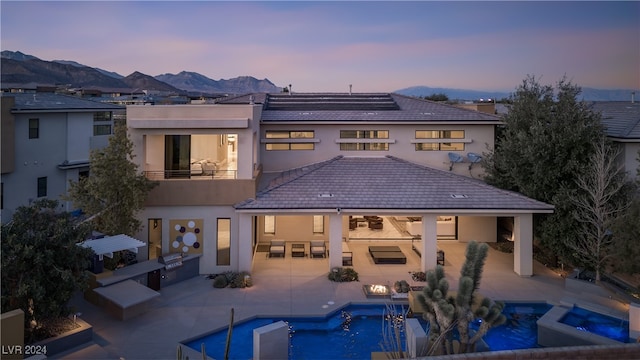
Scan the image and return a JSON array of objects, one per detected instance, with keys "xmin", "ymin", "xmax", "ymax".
[
  {"xmin": 328, "ymin": 267, "xmax": 359, "ymax": 282},
  {"xmin": 210, "ymin": 271, "xmax": 252, "ymax": 288},
  {"xmin": 213, "ymin": 275, "xmax": 228, "ymax": 288},
  {"xmin": 394, "ymin": 280, "xmax": 410, "ymax": 293},
  {"xmin": 410, "ymin": 271, "xmax": 426, "ymax": 282}
]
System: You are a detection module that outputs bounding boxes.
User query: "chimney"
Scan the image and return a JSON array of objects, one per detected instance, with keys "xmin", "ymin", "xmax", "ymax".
[
  {"xmin": 249, "ymin": 95, "xmax": 254, "ymax": 105},
  {"xmin": 632, "ymin": 91, "xmax": 636, "ymax": 104},
  {"xmin": 349, "ymin": 84, "xmax": 352, "ymax": 95},
  {"xmin": 288, "ymin": 84, "xmax": 292, "ymax": 95}
]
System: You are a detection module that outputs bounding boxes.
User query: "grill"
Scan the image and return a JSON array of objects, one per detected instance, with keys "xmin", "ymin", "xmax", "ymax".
[{"xmin": 158, "ymin": 253, "xmax": 183, "ymax": 270}]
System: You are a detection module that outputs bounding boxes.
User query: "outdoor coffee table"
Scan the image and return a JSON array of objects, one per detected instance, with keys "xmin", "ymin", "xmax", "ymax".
[{"xmin": 291, "ymin": 243, "xmax": 306, "ymax": 257}]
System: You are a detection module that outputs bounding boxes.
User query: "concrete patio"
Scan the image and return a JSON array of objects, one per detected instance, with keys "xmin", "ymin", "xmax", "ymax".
[{"xmin": 56, "ymin": 241, "xmax": 629, "ymax": 359}]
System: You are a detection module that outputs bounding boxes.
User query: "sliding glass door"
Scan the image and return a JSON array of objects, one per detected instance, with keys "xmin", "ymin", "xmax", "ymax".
[{"xmin": 164, "ymin": 135, "xmax": 191, "ymax": 178}]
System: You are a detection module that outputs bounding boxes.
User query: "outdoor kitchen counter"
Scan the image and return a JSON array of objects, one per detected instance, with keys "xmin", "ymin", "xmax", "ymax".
[
  {"xmin": 92, "ymin": 279, "xmax": 161, "ymax": 320},
  {"xmin": 96, "ymin": 254, "xmax": 201, "ymax": 287}
]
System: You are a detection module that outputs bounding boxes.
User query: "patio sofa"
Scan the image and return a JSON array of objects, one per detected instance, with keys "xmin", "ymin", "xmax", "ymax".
[
  {"xmin": 268, "ymin": 239, "xmax": 286, "ymax": 258},
  {"xmin": 310, "ymin": 240, "xmax": 327, "ymax": 258}
]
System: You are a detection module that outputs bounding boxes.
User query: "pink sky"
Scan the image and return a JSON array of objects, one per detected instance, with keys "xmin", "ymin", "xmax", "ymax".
[{"xmin": 2, "ymin": 1, "xmax": 638, "ymax": 92}]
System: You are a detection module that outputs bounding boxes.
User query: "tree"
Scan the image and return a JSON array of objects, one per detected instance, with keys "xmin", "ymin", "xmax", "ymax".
[
  {"xmin": 610, "ymin": 195, "xmax": 640, "ymax": 275},
  {"xmin": 417, "ymin": 241, "xmax": 506, "ymax": 355},
  {"xmin": 482, "ymin": 75, "xmax": 606, "ymax": 260},
  {"xmin": 423, "ymin": 93, "xmax": 449, "ymax": 102},
  {"xmin": 567, "ymin": 139, "xmax": 634, "ymax": 282},
  {"xmin": 66, "ymin": 121, "xmax": 157, "ymax": 237},
  {"xmin": 610, "ymin": 148, "xmax": 640, "ymax": 275},
  {"xmin": 1, "ymin": 199, "xmax": 93, "ymax": 343}
]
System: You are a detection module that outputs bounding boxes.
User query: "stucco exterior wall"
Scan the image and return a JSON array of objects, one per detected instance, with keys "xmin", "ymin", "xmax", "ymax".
[
  {"xmin": 2, "ymin": 112, "xmax": 84, "ymax": 219},
  {"xmin": 259, "ymin": 123, "xmax": 495, "ymax": 177},
  {"xmin": 136, "ymin": 205, "xmax": 239, "ymax": 274},
  {"xmin": 622, "ymin": 142, "xmax": 639, "ymax": 180},
  {"xmin": 66, "ymin": 112, "xmax": 92, "ymax": 163},
  {"xmin": 457, "ymin": 216, "xmax": 497, "ymax": 243},
  {"xmin": 256, "ymin": 215, "xmax": 329, "ymax": 244}
]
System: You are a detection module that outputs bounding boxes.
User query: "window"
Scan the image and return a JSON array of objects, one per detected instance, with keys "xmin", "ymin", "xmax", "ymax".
[
  {"xmin": 93, "ymin": 112, "xmax": 112, "ymax": 135},
  {"xmin": 264, "ymin": 215, "xmax": 275, "ymax": 234},
  {"xmin": 340, "ymin": 130, "xmax": 389, "ymax": 139},
  {"xmin": 29, "ymin": 118, "xmax": 39, "ymax": 139},
  {"xmin": 37, "ymin": 177, "xmax": 47, "ymax": 197},
  {"xmin": 164, "ymin": 135, "xmax": 191, "ymax": 178},
  {"xmin": 265, "ymin": 131, "xmax": 315, "ymax": 151},
  {"xmin": 339, "ymin": 130, "xmax": 390, "ymax": 151},
  {"xmin": 217, "ymin": 218, "xmax": 231, "ymax": 266},
  {"xmin": 313, "ymin": 215, "xmax": 324, "ymax": 234},
  {"xmin": 415, "ymin": 130, "xmax": 465, "ymax": 151}
]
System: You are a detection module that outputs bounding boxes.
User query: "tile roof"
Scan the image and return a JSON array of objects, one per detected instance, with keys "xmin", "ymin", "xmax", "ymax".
[
  {"xmin": 3, "ymin": 92, "xmax": 124, "ymax": 112},
  {"xmin": 235, "ymin": 156, "xmax": 553, "ymax": 213},
  {"xmin": 218, "ymin": 92, "xmax": 503, "ymax": 123},
  {"xmin": 589, "ymin": 101, "xmax": 640, "ymax": 139}
]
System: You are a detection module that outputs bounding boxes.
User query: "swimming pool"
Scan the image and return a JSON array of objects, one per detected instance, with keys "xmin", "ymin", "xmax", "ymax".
[
  {"xmin": 184, "ymin": 302, "xmax": 552, "ymax": 359},
  {"xmin": 473, "ymin": 302, "xmax": 553, "ymax": 351},
  {"xmin": 560, "ymin": 306, "xmax": 630, "ymax": 343}
]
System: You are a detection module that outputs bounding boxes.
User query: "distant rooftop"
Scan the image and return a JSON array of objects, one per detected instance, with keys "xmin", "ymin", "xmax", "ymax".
[
  {"xmin": 3, "ymin": 92, "xmax": 124, "ymax": 112},
  {"xmin": 590, "ymin": 101, "xmax": 640, "ymax": 140}
]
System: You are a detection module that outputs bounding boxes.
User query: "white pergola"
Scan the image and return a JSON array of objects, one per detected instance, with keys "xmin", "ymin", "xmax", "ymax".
[{"xmin": 79, "ymin": 234, "xmax": 146, "ymax": 260}]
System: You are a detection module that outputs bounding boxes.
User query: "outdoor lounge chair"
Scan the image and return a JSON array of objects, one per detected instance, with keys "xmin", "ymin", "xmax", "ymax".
[
  {"xmin": 310, "ymin": 240, "xmax": 327, "ymax": 258},
  {"xmin": 268, "ymin": 239, "xmax": 286, "ymax": 258}
]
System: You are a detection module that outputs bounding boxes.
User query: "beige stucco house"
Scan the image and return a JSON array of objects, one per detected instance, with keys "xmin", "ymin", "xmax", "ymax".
[{"xmin": 127, "ymin": 93, "xmax": 554, "ymax": 277}]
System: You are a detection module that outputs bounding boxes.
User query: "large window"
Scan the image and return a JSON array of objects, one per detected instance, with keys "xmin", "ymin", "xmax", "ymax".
[
  {"xmin": 163, "ymin": 134, "xmax": 237, "ymax": 178},
  {"xmin": 264, "ymin": 215, "xmax": 275, "ymax": 234},
  {"xmin": 265, "ymin": 131, "xmax": 315, "ymax": 150},
  {"xmin": 37, "ymin": 177, "xmax": 47, "ymax": 197},
  {"xmin": 217, "ymin": 218, "xmax": 231, "ymax": 266},
  {"xmin": 93, "ymin": 112, "xmax": 112, "ymax": 135},
  {"xmin": 313, "ymin": 215, "xmax": 324, "ymax": 234},
  {"xmin": 339, "ymin": 130, "xmax": 389, "ymax": 151},
  {"xmin": 29, "ymin": 118, "xmax": 39, "ymax": 139},
  {"xmin": 415, "ymin": 130, "xmax": 465, "ymax": 151}
]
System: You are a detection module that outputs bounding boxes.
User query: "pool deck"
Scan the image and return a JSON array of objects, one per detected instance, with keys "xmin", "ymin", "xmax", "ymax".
[{"xmin": 57, "ymin": 241, "xmax": 632, "ymax": 359}]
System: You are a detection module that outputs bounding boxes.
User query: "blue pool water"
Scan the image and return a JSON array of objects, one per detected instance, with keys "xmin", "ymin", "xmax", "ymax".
[
  {"xmin": 185, "ymin": 302, "xmax": 553, "ymax": 359},
  {"xmin": 560, "ymin": 306, "xmax": 630, "ymax": 343},
  {"xmin": 471, "ymin": 302, "xmax": 553, "ymax": 351}
]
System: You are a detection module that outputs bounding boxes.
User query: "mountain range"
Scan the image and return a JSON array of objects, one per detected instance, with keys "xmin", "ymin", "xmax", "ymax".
[
  {"xmin": 1, "ymin": 50, "xmax": 637, "ymax": 101},
  {"xmin": 1, "ymin": 50, "xmax": 281, "ymax": 95}
]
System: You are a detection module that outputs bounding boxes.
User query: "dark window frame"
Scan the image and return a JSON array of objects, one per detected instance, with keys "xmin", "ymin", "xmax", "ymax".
[
  {"xmin": 37, "ymin": 177, "xmax": 47, "ymax": 197},
  {"xmin": 29, "ymin": 118, "xmax": 39, "ymax": 139}
]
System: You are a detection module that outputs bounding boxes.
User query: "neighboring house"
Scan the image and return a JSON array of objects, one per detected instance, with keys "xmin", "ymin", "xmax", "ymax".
[
  {"xmin": 589, "ymin": 101, "xmax": 640, "ymax": 180},
  {"xmin": 128, "ymin": 93, "xmax": 553, "ymax": 277},
  {"xmin": 0, "ymin": 92, "xmax": 124, "ymax": 222}
]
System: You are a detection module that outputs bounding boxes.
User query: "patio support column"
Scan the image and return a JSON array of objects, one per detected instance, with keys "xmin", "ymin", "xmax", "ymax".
[
  {"xmin": 329, "ymin": 214, "xmax": 342, "ymax": 268},
  {"xmin": 513, "ymin": 213, "xmax": 533, "ymax": 277},
  {"xmin": 420, "ymin": 214, "xmax": 438, "ymax": 271},
  {"xmin": 238, "ymin": 213, "xmax": 253, "ymax": 273}
]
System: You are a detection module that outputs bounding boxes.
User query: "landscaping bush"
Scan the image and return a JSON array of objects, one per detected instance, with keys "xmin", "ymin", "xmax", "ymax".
[
  {"xmin": 210, "ymin": 271, "xmax": 252, "ymax": 288},
  {"xmin": 213, "ymin": 275, "xmax": 228, "ymax": 288},
  {"xmin": 394, "ymin": 280, "xmax": 410, "ymax": 293},
  {"xmin": 328, "ymin": 267, "xmax": 359, "ymax": 282},
  {"xmin": 410, "ymin": 271, "xmax": 426, "ymax": 282}
]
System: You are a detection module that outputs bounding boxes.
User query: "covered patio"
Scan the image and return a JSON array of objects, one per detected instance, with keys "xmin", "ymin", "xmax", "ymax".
[{"xmin": 235, "ymin": 156, "xmax": 554, "ymax": 277}]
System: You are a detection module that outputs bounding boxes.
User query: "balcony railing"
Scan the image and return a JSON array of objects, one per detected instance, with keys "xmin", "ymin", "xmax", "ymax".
[{"xmin": 144, "ymin": 169, "xmax": 237, "ymax": 180}]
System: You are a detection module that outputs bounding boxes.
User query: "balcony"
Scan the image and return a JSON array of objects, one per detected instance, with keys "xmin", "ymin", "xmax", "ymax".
[
  {"xmin": 143, "ymin": 169, "xmax": 260, "ymax": 207},
  {"xmin": 144, "ymin": 169, "xmax": 237, "ymax": 180}
]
